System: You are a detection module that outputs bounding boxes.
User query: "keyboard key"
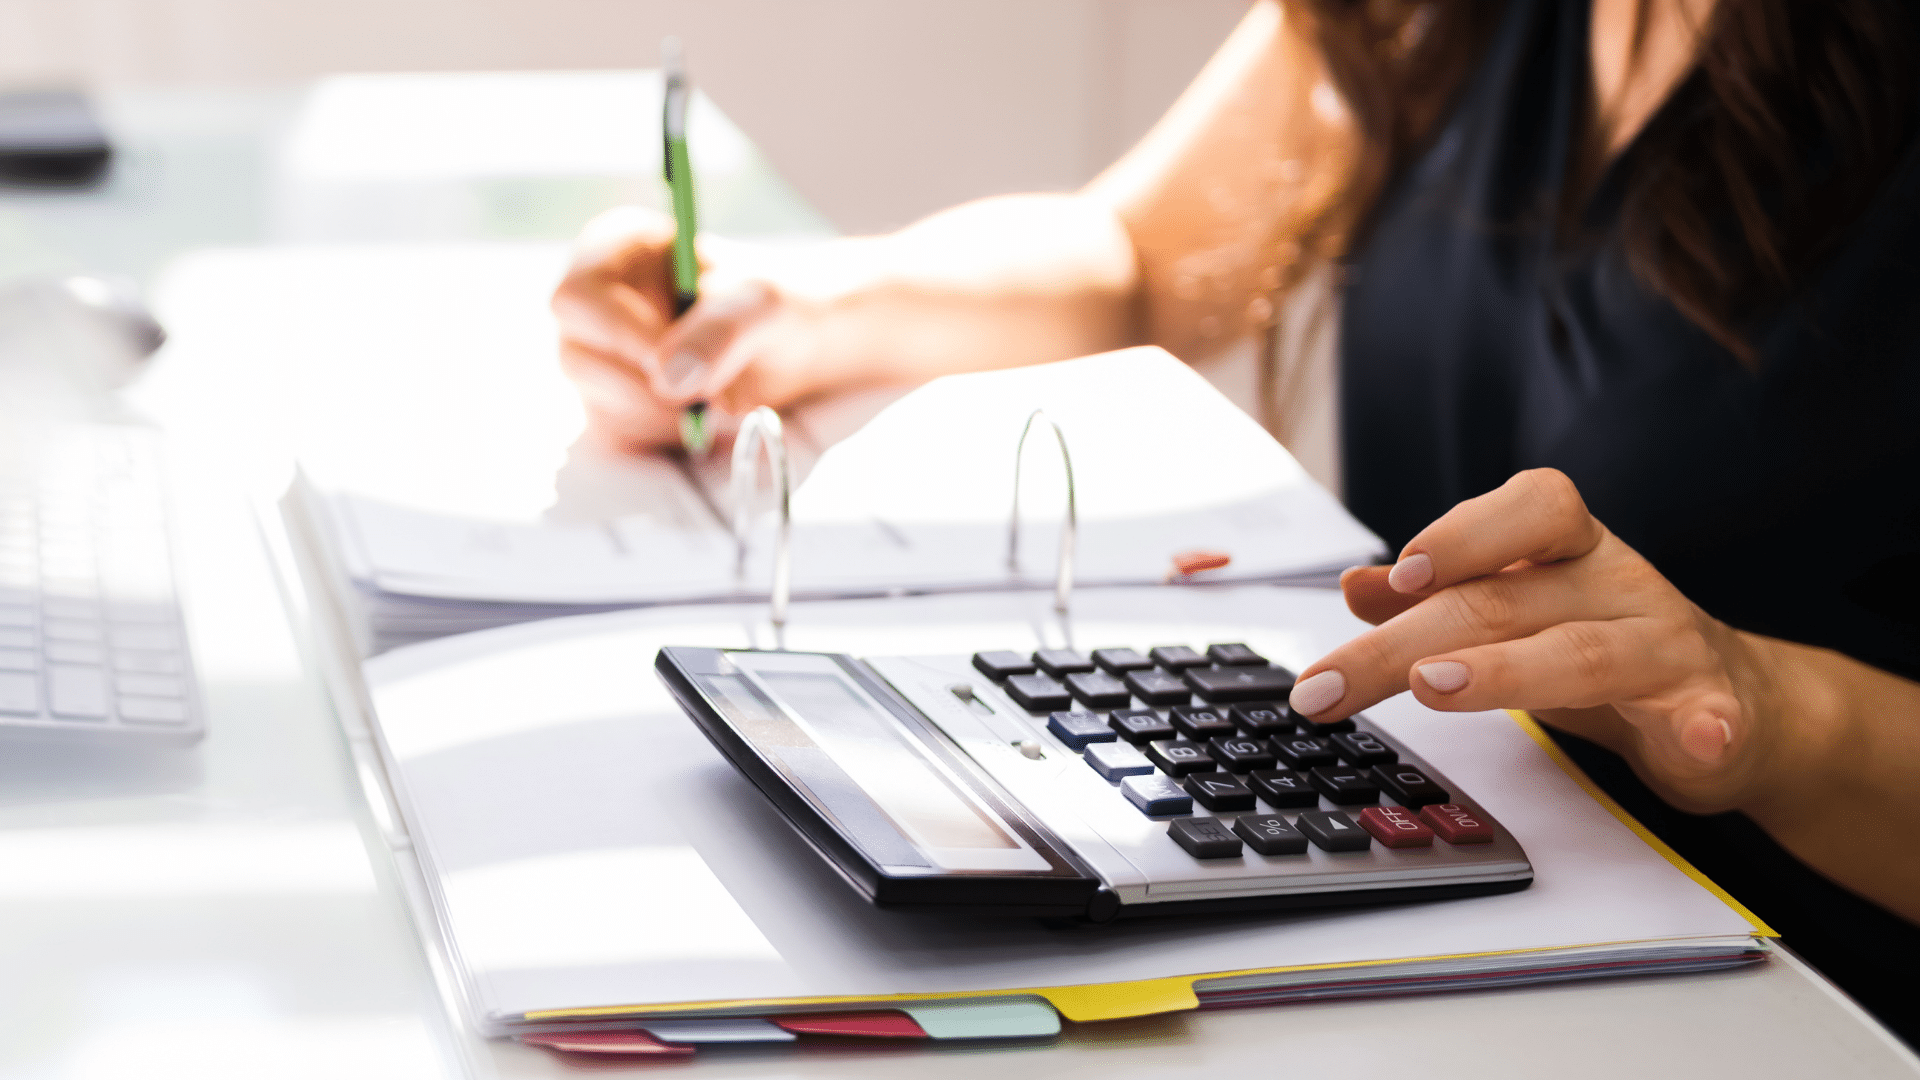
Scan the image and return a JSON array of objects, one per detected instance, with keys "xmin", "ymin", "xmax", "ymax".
[
  {"xmin": 1229, "ymin": 702, "xmax": 1291, "ymax": 735},
  {"xmin": 0, "ymin": 648, "xmax": 37, "ymax": 671},
  {"xmin": 1124, "ymin": 668, "xmax": 1191, "ymax": 706},
  {"xmin": 1206, "ymin": 736, "xmax": 1276, "ymax": 773},
  {"xmin": 1308, "ymin": 765, "xmax": 1380, "ymax": 804},
  {"xmin": 1066, "ymin": 670, "xmax": 1131, "ymax": 708},
  {"xmin": 1271, "ymin": 734, "xmax": 1339, "ymax": 769},
  {"xmin": 1169, "ymin": 705, "xmax": 1236, "ymax": 740},
  {"xmin": 1168, "ymin": 817, "xmax": 1244, "ymax": 858},
  {"xmin": 1207, "ymin": 642, "xmax": 1269, "ymax": 666},
  {"xmin": 1371, "ymin": 765, "xmax": 1449, "ymax": 808},
  {"xmin": 1297, "ymin": 810, "xmax": 1372, "ymax": 852},
  {"xmin": 1148, "ymin": 645, "xmax": 1208, "ymax": 670},
  {"xmin": 1033, "ymin": 648, "xmax": 1095, "ymax": 678},
  {"xmin": 42, "ymin": 598, "xmax": 97, "ymax": 620},
  {"xmin": 115, "ymin": 673, "xmax": 184, "ymax": 698},
  {"xmin": 45, "ymin": 619, "xmax": 101, "ymax": 643},
  {"xmin": 1359, "ymin": 806, "xmax": 1435, "ymax": 848},
  {"xmin": 1108, "ymin": 708, "xmax": 1176, "ymax": 744},
  {"xmin": 1091, "ymin": 647, "xmax": 1153, "ymax": 674},
  {"xmin": 110, "ymin": 626, "xmax": 175, "ymax": 651},
  {"xmin": 1331, "ymin": 730, "xmax": 1398, "ymax": 765},
  {"xmin": 1145, "ymin": 739, "xmax": 1216, "ymax": 776},
  {"xmin": 972, "ymin": 651, "xmax": 1034, "ymax": 681},
  {"xmin": 1121, "ymin": 773, "xmax": 1192, "ymax": 816},
  {"xmin": 1420, "ymin": 803, "xmax": 1497, "ymax": 844},
  {"xmin": 1004, "ymin": 673, "xmax": 1072, "ymax": 711},
  {"xmin": 0, "ymin": 671, "xmax": 38, "ymax": 715},
  {"xmin": 0, "ymin": 604, "xmax": 31, "ymax": 627},
  {"xmin": 1046, "ymin": 710, "xmax": 1115, "ymax": 749},
  {"xmin": 1085, "ymin": 741, "xmax": 1155, "ymax": 780},
  {"xmin": 46, "ymin": 642, "xmax": 103, "ymax": 664},
  {"xmin": 113, "ymin": 651, "xmax": 182, "ymax": 674},
  {"xmin": 47, "ymin": 664, "xmax": 107, "ymax": 719},
  {"xmin": 1182, "ymin": 772, "xmax": 1256, "ymax": 811},
  {"xmin": 119, "ymin": 696, "xmax": 189, "ymax": 725},
  {"xmin": 1247, "ymin": 768, "xmax": 1320, "ymax": 808},
  {"xmin": 1233, "ymin": 814, "xmax": 1309, "ymax": 855},
  {"xmin": 0, "ymin": 629, "xmax": 32, "ymax": 649},
  {"xmin": 1184, "ymin": 666, "xmax": 1296, "ymax": 703}
]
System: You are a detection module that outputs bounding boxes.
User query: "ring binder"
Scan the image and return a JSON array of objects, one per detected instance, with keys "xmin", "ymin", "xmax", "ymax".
[
  {"xmin": 731, "ymin": 406, "xmax": 792, "ymax": 645},
  {"xmin": 1008, "ymin": 409, "xmax": 1076, "ymax": 614}
]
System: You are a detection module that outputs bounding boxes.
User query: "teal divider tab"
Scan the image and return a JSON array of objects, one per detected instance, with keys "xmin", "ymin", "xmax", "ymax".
[
  {"xmin": 902, "ymin": 998, "xmax": 1062, "ymax": 1040},
  {"xmin": 637, "ymin": 1018, "xmax": 797, "ymax": 1043}
]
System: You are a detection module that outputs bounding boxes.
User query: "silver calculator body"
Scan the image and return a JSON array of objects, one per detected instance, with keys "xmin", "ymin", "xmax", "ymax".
[{"xmin": 657, "ymin": 644, "xmax": 1531, "ymax": 921}]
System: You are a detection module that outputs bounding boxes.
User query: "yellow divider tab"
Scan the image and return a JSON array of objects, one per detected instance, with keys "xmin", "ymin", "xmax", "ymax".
[{"xmin": 1036, "ymin": 976, "xmax": 1199, "ymax": 1022}]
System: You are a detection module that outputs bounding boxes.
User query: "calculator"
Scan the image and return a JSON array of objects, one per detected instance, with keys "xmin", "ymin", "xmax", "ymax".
[{"xmin": 656, "ymin": 642, "xmax": 1531, "ymax": 921}]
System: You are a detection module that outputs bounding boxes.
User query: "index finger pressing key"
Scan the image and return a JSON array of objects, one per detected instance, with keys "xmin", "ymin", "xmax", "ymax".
[{"xmin": 1385, "ymin": 469, "xmax": 1605, "ymax": 595}]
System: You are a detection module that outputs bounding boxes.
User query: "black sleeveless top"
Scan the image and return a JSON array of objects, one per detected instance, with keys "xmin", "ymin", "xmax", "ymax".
[{"xmin": 1340, "ymin": 0, "xmax": 1920, "ymax": 1043}]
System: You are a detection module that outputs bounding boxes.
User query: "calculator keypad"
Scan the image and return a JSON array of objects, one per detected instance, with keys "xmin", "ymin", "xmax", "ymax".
[{"xmin": 960, "ymin": 643, "xmax": 1507, "ymax": 866}]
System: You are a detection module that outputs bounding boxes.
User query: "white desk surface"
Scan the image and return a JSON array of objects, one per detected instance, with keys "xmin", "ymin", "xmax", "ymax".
[{"xmin": 0, "ymin": 78, "xmax": 1915, "ymax": 1080}]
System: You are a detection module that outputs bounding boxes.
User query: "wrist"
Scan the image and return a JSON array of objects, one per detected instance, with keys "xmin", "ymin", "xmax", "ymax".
[{"xmin": 1728, "ymin": 631, "xmax": 1857, "ymax": 825}]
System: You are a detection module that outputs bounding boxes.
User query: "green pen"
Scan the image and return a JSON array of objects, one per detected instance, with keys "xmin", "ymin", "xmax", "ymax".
[{"xmin": 662, "ymin": 37, "xmax": 709, "ymax": 455}]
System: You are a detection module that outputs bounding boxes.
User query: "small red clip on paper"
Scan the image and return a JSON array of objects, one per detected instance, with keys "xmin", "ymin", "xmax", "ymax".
[{"xmin": 1166, "ymin": 549, "xmax": 1232, "ymax": 583}]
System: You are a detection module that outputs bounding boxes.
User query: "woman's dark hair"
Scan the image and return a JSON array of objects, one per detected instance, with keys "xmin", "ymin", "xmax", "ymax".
[{"xmin": 1298, "ymin": 0, "xmax": 1916, "ymax": 364}]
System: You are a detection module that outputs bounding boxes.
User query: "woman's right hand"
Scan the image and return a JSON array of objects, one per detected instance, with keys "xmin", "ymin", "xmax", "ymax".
[{"xmin": 551, "ymin": 206, "xmax": 860, "ymax": 453}]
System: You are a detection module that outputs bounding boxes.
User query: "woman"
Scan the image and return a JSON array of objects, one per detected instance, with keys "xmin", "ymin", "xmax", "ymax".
[{"xmin": 553, "ymin": 0, "xmax": 1920, "ymax": 1041}]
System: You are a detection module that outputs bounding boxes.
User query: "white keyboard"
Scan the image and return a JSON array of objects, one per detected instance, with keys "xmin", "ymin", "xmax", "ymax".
[{"xmin": 0, "ymin": 425, "xmax": 202, "ymax": 746}]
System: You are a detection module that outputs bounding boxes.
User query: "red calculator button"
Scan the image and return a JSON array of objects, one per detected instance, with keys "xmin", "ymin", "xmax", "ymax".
[
  {"xmin": 1419, "ymin": 803, "xmax": 1496, "ymax": 844},
  {"xmin": 1358, "ymin": 806, "xmax": 1434, "ymax": 847}
]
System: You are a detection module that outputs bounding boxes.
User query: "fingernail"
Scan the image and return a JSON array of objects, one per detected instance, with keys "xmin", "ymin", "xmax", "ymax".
[
  {"xmin": 1388, "ymin": 552, "xmax": 1433, "ymax": 593},
  {"xmin": 1417, "ymin": 660, "xmax": 1471, "ymax": 694},
  {"xmin": 1289, "ymin": 670, "xmax": 1346, "ymax": 717},
  {"xmin": 1679, "ymin": 714, "xmax": 1733, "ymax": 764}
]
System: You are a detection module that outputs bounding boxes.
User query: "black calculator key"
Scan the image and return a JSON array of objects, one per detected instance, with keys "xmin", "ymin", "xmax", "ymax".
[
  {"xmin": 1308, "ymin": 765, "xmax": 1381, "ymax": 805},
  {"xmin": 1206, "ymin": 736, "xmax": 1276, "ymax": 773},
  {"xmin": 1125, "ymin": 668, "xmax": 1192, "ymax": 705},
  {"xmin": 1122, "ymin": 774, "xmax": 1192, "ymax": 815},
  {"xmin": 1145, "ymin": 739, "xmax": 1215, "ymax": 776},
  {"xmin": 1004, "ymin": 673, "xmax": 1072, "ymax": 711},
  {"xmin": 1169, "ymin": 705, "xmax": 1236, "ymax": 739},
  {"xmin": 1207, "ymin": 642, "xmax": 1269, "ymax": 666},
  {"xmin": 1047, "ymin": 710, "xmax": 1116, "ymax": 750},
  {"xmin": 1168, "ymin": 817, "xmax": 1244, "ymax": 858},
  {"xmin": 1183, "ymin": 772, "xmax": 1256, "ymax": 811},
  {"xmin": 1371, "ymin": 764, "xmax": 1449, "ymax": 808},
  {"xmin": 1287, "ymin": 705, "xmax": 1355, "ymax": 733},
  {"xmin": 1233, "ymin": 815, "xmax": 1309, "ymax": 855},
  {"xmin": 1271, "ymin": 734, "xmax": 1339, "ymax": 769},
  {"xmin": 972, "ymin": 650, "xmax": 1034, "ymax": 681},
  {"xmin": 1066, "ymin": 670, "xmax": 1131, "ymax": 708},
  {"xmin": 1109, "ymin": 708, "xmax": 1176, "ymax": 744},
  {"xmin": 1248, "ymin": 768, "xmax": 1320, "ymax": 808},
  {"xmin": 1229, "ymin": 702, "xmax": 1291, "ymax": 735},
  {"xmin": 1184, "ymin": 666, "xmax": 1297, "ymax": 703},
  {"xmin": 1034, "ymin": 648, "xmax": 1095, "ymax": 678},
  {"xmin": 1297, "ymin": 810, "xmax": 1373, "ymax": 851},
  {"xmin": 1331, "ymin": 730, "xmax": 1398, "ymax": 765},
  {"xmin": 1092, "ymin": 647, "xmax": 1154, "ymax": 674},
  {"xmin": 1149, "ymin": 645, "xmax": 1209, "ymax": 670}
]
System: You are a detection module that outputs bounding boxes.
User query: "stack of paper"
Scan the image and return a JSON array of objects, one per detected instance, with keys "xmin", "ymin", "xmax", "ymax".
[{"xmin": 296, "ymin": 349, "xmax": 1387, "ymax": 653}]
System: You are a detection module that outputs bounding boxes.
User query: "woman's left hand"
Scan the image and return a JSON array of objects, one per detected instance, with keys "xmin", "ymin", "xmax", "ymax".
[{"xmin": 1287, "ymin": 468, "xmax": 1783, "ymax": 815}]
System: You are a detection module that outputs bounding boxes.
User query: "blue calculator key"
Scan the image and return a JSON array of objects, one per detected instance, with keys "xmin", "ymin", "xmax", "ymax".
[
  {"xmin": 1148, "ymin": 645, "xmax": 1208, "ymax": 670},
  {"xmin": 1272, "ymin": 734, "xmax": 1340, "ymax": 769},
  {"xmin": 1297, "ymin": 810, "xmax": 1373, "ymax": 851},
  {"xmin": 1145, "ymin": 739, "xmax": 1216, "ymax": 776},
  {"xmin": 1169, "ymin": 705, "xmax": 1236, "ymax": 739},
  {"xmin": 1066, "ymin": 670, "xmax": 1132, "ymax": 708},
  {"xmin": 1125, "ymin": 668, "xmax": 1191, "ymax": 705},
  {"xmin": 1109, "ymin": 708, "xmax": 1176, "ymax": 744},
  {"xmin": 1085, "ymin": 741, "xmax": 1155, "ymax": 780},
  {"xmin": 1182, "ymin": 771, "xmax": 1256, "ymax": 811},
  {"xmin": 1004, "ymin": 673, "xmax": 1072, "ymax": 711},
  {"xmin": 1207, "ymin": 642, "xmax": 1269, "ymax": 666},
  {"xmin": 1034, "ymin": 648, "xmax": 1095, "ymax": 678},
  {"xmin": 972, "ymin": 650, "xmax": 1034, "ymax": 681},
  {"xmin": 1121, "ymin": 773, "xmax": 1193, "ymax": 816},
  {"xmin": 1330, "ymin": 730, "xmax": 1398, "ymax": 765},
  {"xmin": 1092, "ymin": 647, "xmax": 1154, "ymax": 674},
  {"xmin": 1047, "ymin": 710, "xmax": 1116, "ymax": 750},
  {"xmin": 1229, "ymin": 702, "xmax": 1291, "ymax": 735}
]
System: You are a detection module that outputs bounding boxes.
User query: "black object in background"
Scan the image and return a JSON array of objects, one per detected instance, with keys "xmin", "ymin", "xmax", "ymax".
[{"xmin": 0, "ymin": 89, "xmax": 112, "ymax": 186}]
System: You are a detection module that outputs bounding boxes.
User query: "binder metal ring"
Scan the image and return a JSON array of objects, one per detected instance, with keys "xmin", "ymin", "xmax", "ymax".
[
  {"xmin": 731, "ymin": 406, "xmax": 792, "ymax": 644},
  {"xmin": 1007, "ymin": 408, "xmax": 1076, "ymax": 615}
]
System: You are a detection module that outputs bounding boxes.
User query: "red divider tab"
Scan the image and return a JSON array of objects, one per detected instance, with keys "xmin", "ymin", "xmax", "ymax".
[
  {"xmin": 774, "ymin": 1012, "xmax": 930, "ymax": 1039},
  {"xmin": 518, "ymin": 1030, "xmax": 693, "ymax": 1056},
  {"xmin": 1358, "ymin": 806, "xmax": 1434, "ymax": 848},
  {"xmin": 1419, "ymin": 802, "xmax": 1495, "ymax": 844}
]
